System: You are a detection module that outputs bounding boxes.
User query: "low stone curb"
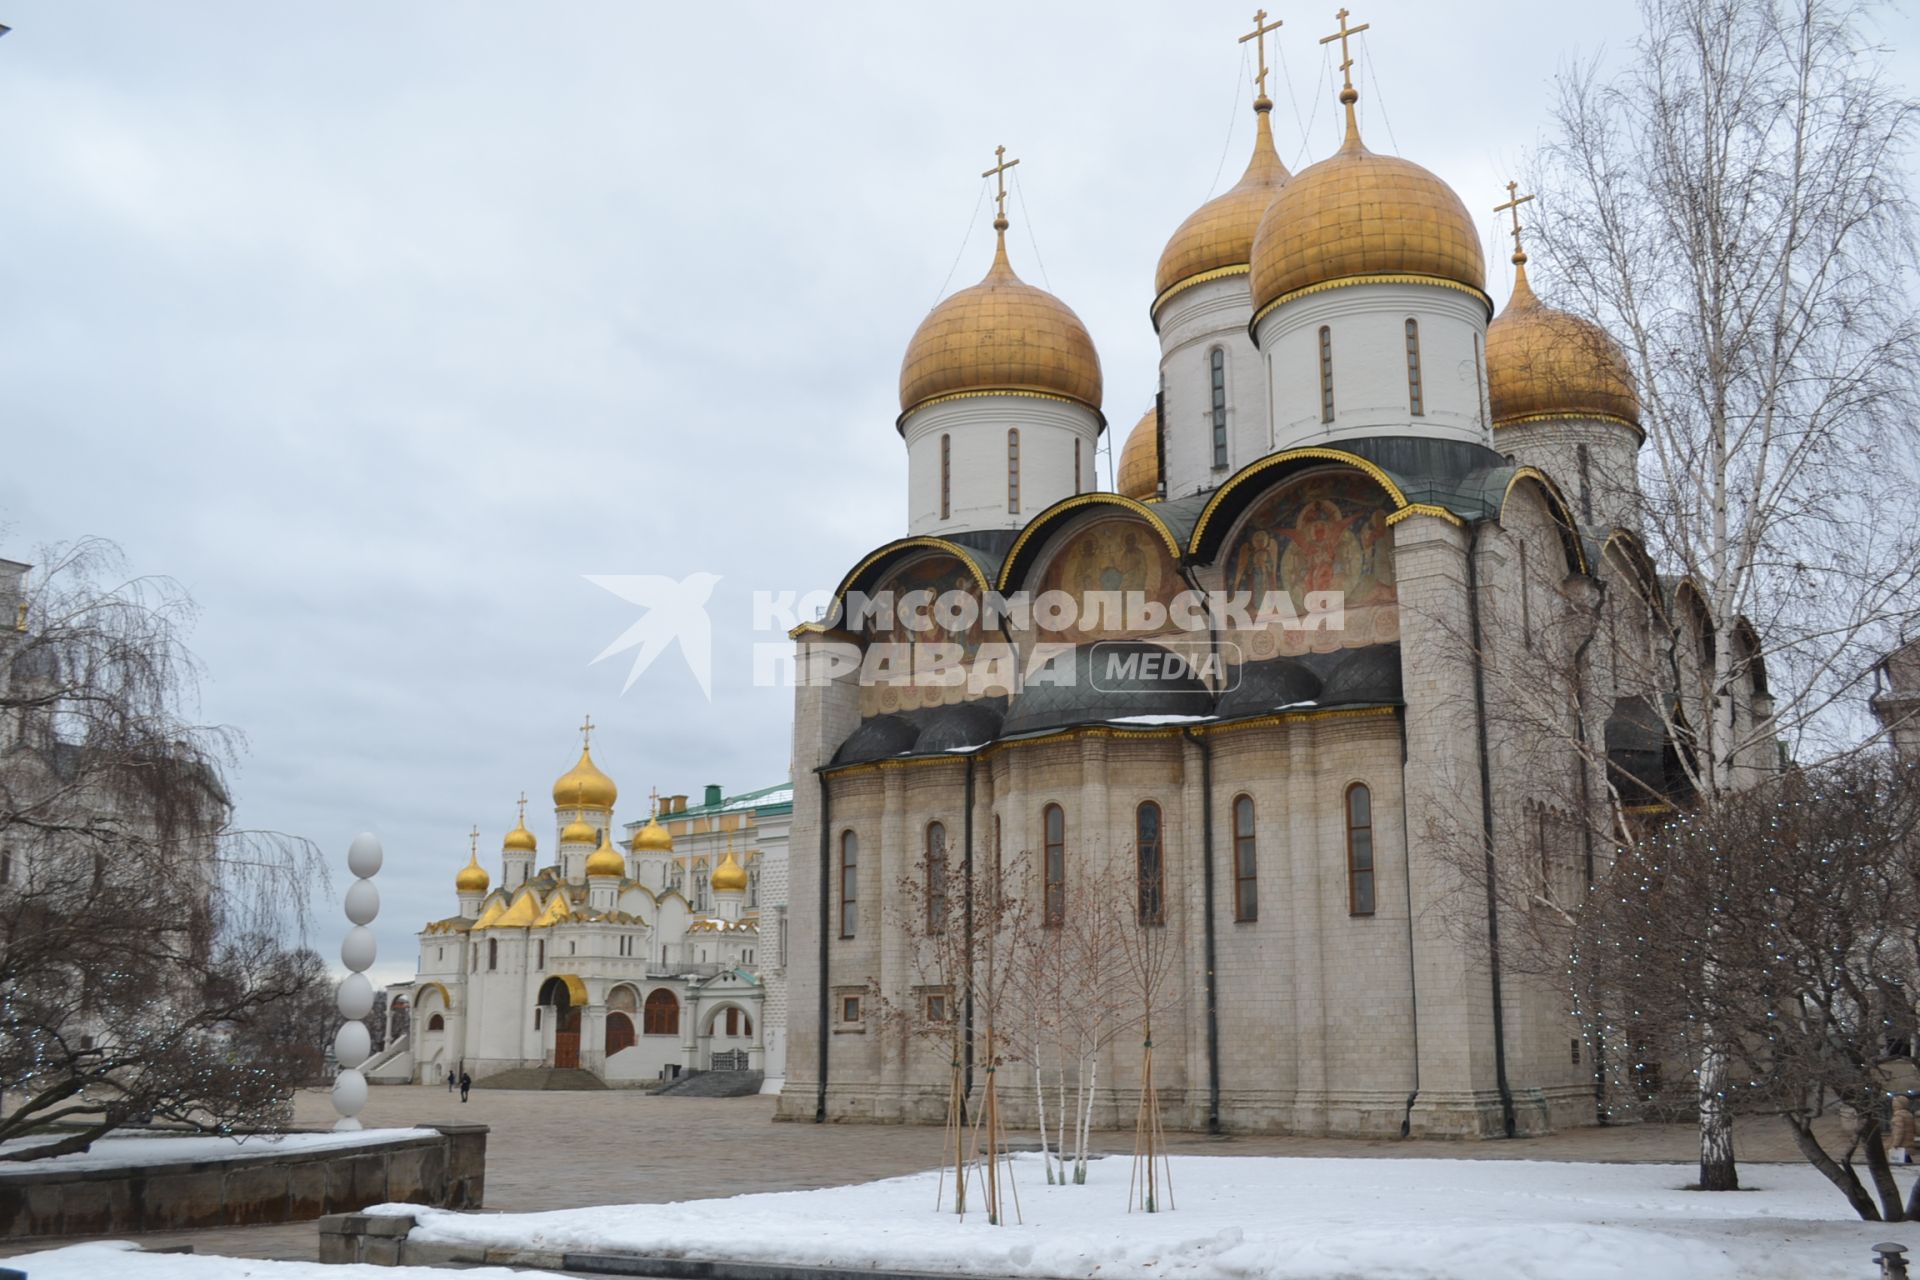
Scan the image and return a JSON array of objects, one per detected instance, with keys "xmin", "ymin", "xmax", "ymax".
[{"xmin": 326, "ymin": 1216, "xmax": 1012, "ymax": 1280}]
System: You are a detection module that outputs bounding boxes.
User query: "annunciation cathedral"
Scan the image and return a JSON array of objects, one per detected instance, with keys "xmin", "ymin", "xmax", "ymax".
[{"xmin": 776, "ymin": 14, "xmax": 1770, "ymax": 1136}]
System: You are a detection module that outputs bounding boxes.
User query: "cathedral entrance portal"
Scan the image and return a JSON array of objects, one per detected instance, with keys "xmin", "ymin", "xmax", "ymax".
[{"xmin": 539, "ymin": 975, "xmax": 586, "ymax": 1070}]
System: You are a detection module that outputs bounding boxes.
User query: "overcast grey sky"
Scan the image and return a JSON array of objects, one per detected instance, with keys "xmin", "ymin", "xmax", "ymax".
[{"xmin": 3, "ymin": 2, "xmax": 1916, "ymax": 985}]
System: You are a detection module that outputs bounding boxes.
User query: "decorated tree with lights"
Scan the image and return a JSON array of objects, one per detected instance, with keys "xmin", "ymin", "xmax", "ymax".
[{"xmin": 0, "ymin": 538, "xmax": 325, "ymax": 1159}]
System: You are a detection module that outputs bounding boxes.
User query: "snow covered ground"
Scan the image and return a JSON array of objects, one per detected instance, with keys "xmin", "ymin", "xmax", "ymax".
[
  {"xmin": 373, "ymin": 1153, "xmax": 1910, "ymax": 1280},
  {"xmin": 0, "ymin": 1128, "xmax": 435, "ymax": 1174},
  {"xmin": 1, "ymin": 1240, "xmax": 566, "ymax": 1279}
]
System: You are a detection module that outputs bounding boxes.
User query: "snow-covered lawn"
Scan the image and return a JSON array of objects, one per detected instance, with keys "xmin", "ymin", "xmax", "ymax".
[
  {"xmin": 0, "ymin": 1128, "xmax": 435, "ymax": 1174},
  {"xmin": 0, "ymin": 1240, "xmax": 567, "ymax": 1279},
  {"xmin": 377, "ymin": 1154, "xmax": 1909, "ymax": 1280}
]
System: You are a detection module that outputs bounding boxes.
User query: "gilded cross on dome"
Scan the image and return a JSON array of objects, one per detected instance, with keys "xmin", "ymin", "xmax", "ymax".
[
  {"xmin": 578, "ymin": 713, "xmax": 595, "ymax": 748},
  {"xmin": 1320, "ymin": 8, "xmax": 1370, "ymax": 101},
  {"xmin": 649, "ymin": 786, "xmax": 662, "ymax": 817},
  {"xmin": 1495, "ymin": 181, "xmax": 1536, "ymax": 265},
  {"xmin": 1238, "ymin": 10, "xmax": 1284, "ymax": 104},
  {"xmin": 515, "ymin": 791, "xmax": 528, "ymax": 822},
  {"xmin": 982, "ymin": 145, "xmax": 1020, "ymax": 230},
  {"xmin": 468, "ymin": 825, "xmax": 480, "ymax": 855}
]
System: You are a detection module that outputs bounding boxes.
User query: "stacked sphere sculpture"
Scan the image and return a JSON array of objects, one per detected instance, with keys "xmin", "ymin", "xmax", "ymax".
[{"xmin": 333, "ymin": 833, "xmax": 382, "ymax": 1131}]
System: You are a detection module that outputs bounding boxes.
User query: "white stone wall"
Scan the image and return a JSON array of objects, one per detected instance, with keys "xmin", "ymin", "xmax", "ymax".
[
  {"xmin": 1156, "ymin": 275, "xmax": 1271, "ymax": 500},
  {"xmin": 1257, "ymin": 282, "xmax": 1493, "ymax": 453},
  {"xmin": 902, "ymin": 395, "xmax": 1103, "ymax": 535}
]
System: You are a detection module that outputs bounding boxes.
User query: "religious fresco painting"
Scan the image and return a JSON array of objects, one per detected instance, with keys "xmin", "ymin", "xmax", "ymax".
[
  {"xmin": 1225, "ymin": 472, "xmax": 1399, "ymax": 656},
  {"xmin": 858, "ymin": 553, "xmax": 991, "ymax": 716},
  {"xmin": 1033, "ymin": 517, "xmax": 1183, "ymax": 644}
]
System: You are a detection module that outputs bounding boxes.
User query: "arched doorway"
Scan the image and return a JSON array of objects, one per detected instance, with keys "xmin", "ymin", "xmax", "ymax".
[
  {"xmin": 606, "ymin": 985, "xmax": 638, "ymax": 1056},
  {"xmin": 643, "ymin": 988, "xmax": 680, "ymax": 1036},
  {"xmin": 539, "ymin": 975, "xmax": 584, "ymax": 1069}
]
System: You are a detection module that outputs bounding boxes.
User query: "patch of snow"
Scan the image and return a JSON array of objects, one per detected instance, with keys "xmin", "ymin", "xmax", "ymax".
[
  {"xmin": 0, "ymin": 1128, "xmax": 436, "ymax": 1175},
  {"xmin": 374, "ymin": 1153, "xmax": 1896, "ymax": 1280},
  {"xmin": 1105, "ymin": 714, "xmax": 1217, "ymax": 726},
  {"xmin": 2, "ymin": 1240, "xmax": 567, "ymax": 1279},
  {"xmin": 1272, "ymin": 699, "xmax": 1318, "ymax": 710}
]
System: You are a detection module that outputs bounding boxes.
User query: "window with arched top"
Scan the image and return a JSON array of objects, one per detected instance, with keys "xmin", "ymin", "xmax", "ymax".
[
  {"xmin": 487, "ymin": 938, "xmax": 498, "ymax": 970},
  {"xmin": 1074, "ymin": 438, "xmax": 1083, "ymax": 495},
  {"xmin": 1043, "ymin": 803, "xmax": 1066, "ymax": 926},
  {"xmin": 605, "ymin": 1011, "xmax": 635, "ymax": 1055},
  {"xmin": 1319, "ymin": 327, "xmax": 1335, "ymax": 422},
  {"xmin": 427, "ymin": 1013, "xmax": 445, "ymax": 1032},
  {"xmin": 925, "ymin": 821, "xmax": 948, "ymax": 933},
  {"xmin": 643, "ymin": 988, "xmax": 680, "ymax": 1036},
  {"xmin": 1346, "ymin": 783, "xmax": 1375, "ymax": 916},
  {"xmin": 1136, "ymin": 801, "xmax": 1164, "ymax": 925},
  {"xmin": 1232, "ymin": 794, "xmax": 1258, "ymax": 922},
  {"xmin": 1405, "ymin": 318, "xmax": 1424, "ymax": 416},
  {"xmin": 1211, "ymin": 348, "xmax": 1229, "ymax": 469},
  {"xmin": 839, "ymin": 830, "xmax": 858, "ymax": 940},
  {"xmin": 1473, "ymin": 333, "xmax": 1488, "ymax": 429},
  {"xmin": 940, "ymin": 433, "xmax": 952, "ymax": 520},
  {"xmin": 1007, "ymin": 429, "xmax": 1021, "ymax": 512}
]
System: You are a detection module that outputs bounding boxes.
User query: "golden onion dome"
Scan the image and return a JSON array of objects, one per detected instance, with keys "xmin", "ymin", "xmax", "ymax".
[
  {"xmin": 503, "ymin": 815, "xmax": 537, "ymax": 854},
  {"xmin": 553, "ymin": 746, "xmax": 617, "ymax": 811},
  {"xmin": 630, "ymin": 812, "xmax": 673, "ymax": 854},
  {"xmin": 1116, "ymin": 408, "xmax": 1160, "ymax": 502},
  {"xmin": 1249, "ymin": 102, "xmax": 1483, "ymax": 319},
  {"xmin": 711, "ymin": 851, "xmax": 749, "ymax": 894},
  {"xmin": 455, "ymin": 849, "xmax": 490, "ymax": 894},
  {"xmin": 1485, "ymin": 258, "xmax": 1640, "ymax": 429},
  {"xmin": 585, "ymin": 830, "xmax": 626, "ymax": 879},
  {"xmin": 898, "ymin": 219, "xmax": 1103, "ymax": 424},
  {"xmin": 560, "ymin": 815, "xmax": 598, "ymax": 846},
  {"xmin": 1154, "ymin": 99, "xmax": 1291, "ymax": 310}
]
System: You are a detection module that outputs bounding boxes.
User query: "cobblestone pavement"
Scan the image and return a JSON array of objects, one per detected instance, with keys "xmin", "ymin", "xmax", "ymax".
[{"xmin": 1, "ymin": 1084, "xmax": 1842, "ymax": 1265}]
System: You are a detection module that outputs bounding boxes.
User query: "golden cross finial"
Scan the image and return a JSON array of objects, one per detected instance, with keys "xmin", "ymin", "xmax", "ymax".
[
  {"xmin": 982, "ymin": 145, "xmax": 1020, "ymax": 230},
  {"xmin": 649, "ymin": 786, "xmax": 662, "ymax": 818},
  {"xmin": 468, "ymin": 825, "xmax": 480, "ymax": 856},
  {"xmin": 1495, "ymin": 181, "xmax": 1536, "ymax": 265},
  {"xmin": 515, "ymin": 791, "xmax": 528, "ymax": 824},
  {"xmin": 1319, "ymin": 8, "xmax": 1370, "ymax": 100},
  {"xmin": 578, "ymin": 713, "xmax": 595, "ymax": 748},
  {"xmin": 1238, "ymin": 10, "xmax": 1284, "ymax": 105}
]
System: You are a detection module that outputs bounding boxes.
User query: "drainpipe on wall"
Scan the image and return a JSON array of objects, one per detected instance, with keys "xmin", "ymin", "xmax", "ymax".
[
  {"xmin": 815, "ymin": 772, "xmax": 831, "ymax": 1124},
  {"xmin": 1186, "ymin": 727, "xmax": 1222, "ymax": 1136},
  {"xmin": 963, "ymin": 755, "xmax": 976, "ymax": 1115},
  {"xmin": 1465, "ymin": 519, "xmax": 1518, "ymax": 1140},
  {"xmin": 1394, "ymin": 707, "xmax": 1421, "ymax": 1137}
]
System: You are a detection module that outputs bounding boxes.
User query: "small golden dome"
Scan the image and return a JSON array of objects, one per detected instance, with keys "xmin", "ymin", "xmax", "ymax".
[
  {"xmin": 455, "ymin": 850, "xmax": 490, "ymax": 894},
  {"xmin": 898, "ymin": 226, "xmax": 1103, "ymax": 422},
  {"xmin": 503, "ymin": 816, "xmax": 537, "ymax": 854},
  {"xmin": 711, "ymin": 851, "xmax": 749, "ymax": 894},
  {"xmin": 1486, "ymin": 260, "xmax": 1640, "ymax": 428},
  {"xmin": 1116, "ymin": 408, "xmax": 1160, "ymax": 502},
  {"xmin": 586, "ymin": 830, "xmax": 626, "ymax": 879},
  {"xmin": 553, "ymin": 746, "xmax": 617, "ymax": 811},
  {"xmin": 630, "ymin": 813, "xmax": 673, "ymax": 854},
  {"xmin": 1155, "ymin": 101, "xmax": 1291, "ymax": 306},
  {"xmin": 1250, "ymin": 112, "xmax": 1483, "ymax": 317},
  {"xmin": 560, "ymin": 815, "xmax": 598, "ymax": 846}
]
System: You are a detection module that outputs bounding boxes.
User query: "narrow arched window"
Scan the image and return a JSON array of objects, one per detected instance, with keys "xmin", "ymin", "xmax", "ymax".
[
  {"xmin": 1007, "ymin": 429, "xmax": 1021, "ymax": 513},
  {"xmin": 1346, "ymin": 783, "xmax": 1375, "ymax": 916},
  {"xmin": 940, "ymin": 433, "xmax": 952, "ymax": 520},
  {"xmin": 1473, "ymin": 333, "xmax": 1488, "ymax": 429},
  {"xmin": 487, "ymin": 937, "xmax": 498, "ymax": 970},
  {"xmin": 838, "ymin": 830, "xmax": 858, "ymax": 939},
  {"xmin": 1232, "ymin": 794, "xmax": 1258, "ymax": 922},
  {"xmin": 925, "ymin": 821, "xmax": 947, "ymax": 933},
  {"xmin": 1136, "ymin": 801, "xmax": 1164, "ymax": 925},
  {"xmin": 1405, "ymin": 318, "xmax": 1424, "ymax": 415},
  {"xmin": 1318, "ymin": 326, "xmax": 1335, "ymax": 422},
  {"xmin": 1042, "ymin": 803, "xmax": 1066, "ymax": 925},
  {"xmin": 1073, "ymin": 438, "xmax": 1083, "ymax": 495},
  {"xmin": 1210, "ymin": 348, "xmax": 1228, "ymax": 469}
]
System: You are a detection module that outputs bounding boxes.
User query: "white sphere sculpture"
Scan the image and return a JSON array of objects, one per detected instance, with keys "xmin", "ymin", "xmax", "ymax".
[
  {"xmin": 334, "ymin": 1020, "xmax": 371, "ymax": 1068},
  {"xmin": 344, "ymin": 879, "xmax": 380, "ymax": 926},
  {"xmin": 340, "ymin": 925, "xmax": 377, "ymax": 973},
  {"xmin": 347, "ymin": 832, "xmax": 383, "ymax": 879},
  {"xmin": 333, "ymin": 833, "xmax": 381, "ymax": 1132}
]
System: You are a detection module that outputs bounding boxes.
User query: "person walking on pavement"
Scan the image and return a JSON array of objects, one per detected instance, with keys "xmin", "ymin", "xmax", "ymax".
[
  {"xmin": 1893, "ymin": 1093, "xmax": 1916, "ymax": 1165},
  {"xmin": 459, "ymin": 1070, "xmax": 472, "ymax": 1103},
  {"xmin": 446, "ymin": 1066, "xmax": 456, "ymax": 1093}
]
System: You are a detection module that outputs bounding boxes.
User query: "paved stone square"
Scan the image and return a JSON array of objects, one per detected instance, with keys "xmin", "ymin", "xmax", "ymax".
[{"xmin": 1, "ymin": 1084, "xmax": 1841, "ymax": 1264}]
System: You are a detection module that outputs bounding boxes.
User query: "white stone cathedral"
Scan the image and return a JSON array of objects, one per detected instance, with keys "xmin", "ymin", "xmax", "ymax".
[
  {"xmin": 776, "ymin": 17, "xmax": 1774, "ymax": 1136},
  {"xmin": 377, "ymin": 726, "xmax": 791, "ymax": 1087}
]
